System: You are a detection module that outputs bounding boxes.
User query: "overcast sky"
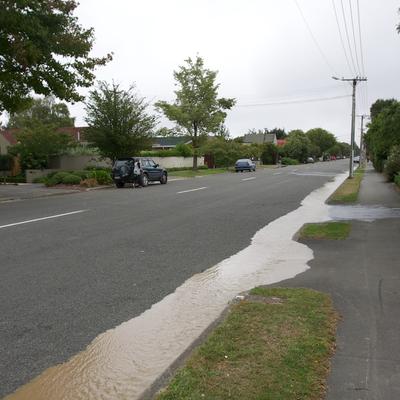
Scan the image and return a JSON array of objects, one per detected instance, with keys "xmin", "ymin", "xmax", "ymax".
[{"xmin": 68, "ymin": 0, "xmax": 400, "ymax": 144}]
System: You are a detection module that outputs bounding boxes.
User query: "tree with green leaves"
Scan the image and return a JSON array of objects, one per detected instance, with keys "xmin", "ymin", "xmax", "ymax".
[
  {"xmin": 155, "ymin": 56, "xmax": 235, "ymax": 169},
  {"xmin": 84, "ymin": 82, "xmax": 157, "ymax": 162},
  {"xmin": 8, "ymin": 122, "xmax": 73, "ymax": 169},
  {"xmin": 306, "ymin": 128, "xmax": 337, "ymax": 158},
  {"xmin": 282, "ymin": 130, "xmax": 311, "ymax": 162},
  {"xmin": 7, "ymin": 97, "xmax": 74, "ymax": 128},
  {"xmin": 0, "ymin": 0, "xmax": 112, "ymax": 113},
  {"xmin": 261, "ymin": 142, "xmax": 278, "ymax": 165},
  {"xmin": 370, "ymin": 98, "xmax": 397, "ymax": 121},
  {"xmin": 269, "ymin": 127, "xmax": 287, "ymax": 139},
  {"xmin": 365, "ymin": 100, "xmax": 400, "ymax": 172}
]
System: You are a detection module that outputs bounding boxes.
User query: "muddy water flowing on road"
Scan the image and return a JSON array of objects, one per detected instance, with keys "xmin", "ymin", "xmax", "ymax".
[{"xmin": 6, "ymin": 173, "xmax": 352, "ymax": 400}]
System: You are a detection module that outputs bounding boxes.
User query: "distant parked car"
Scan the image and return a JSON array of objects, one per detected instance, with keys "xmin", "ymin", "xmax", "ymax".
[
  {"xmin": 112, "ymin": 157, "xmax": 168, "ymax": 188},
  {"xmin": 353, "ymin": 156, "xmax": 360, "ymax": 163},
  {"xmin": 235, "ymin": 159, "xmax": 256, "ymax": 172},
  {"xmin": 306, "ymin": 157, "xmax": 315, "ymax": 163}
]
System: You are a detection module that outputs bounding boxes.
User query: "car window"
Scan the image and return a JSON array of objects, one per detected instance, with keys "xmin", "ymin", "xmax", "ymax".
[
  {"xmin": 114, "ymin": 160, "xmax": 128, "ymax": 168},
  {"xmin": 148, "ymin": 159, "xmax": 156, "ymax": 167}
]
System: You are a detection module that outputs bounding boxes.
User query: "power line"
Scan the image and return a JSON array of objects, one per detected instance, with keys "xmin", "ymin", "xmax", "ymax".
[
  {"xmin": 236, "ymin": 94, "xmax": 351, "ymax": 108},
  {"xmin": 340, "ymin": 0, "xmax": 358, "ymax": 74},
  {"xmin": 293, "ymin": 0, "xmax": 338, "ymax": 76},
  {"xmin": 348, "ymin": 0, "xmax": 362, "ymax": 74},
  {"xmin": 356, "ymin": 0, "xmax": 366, "ymax": 75},
  {"xmin": 332, "ymin": 0, "xmax": 354, "ymax": 76}
]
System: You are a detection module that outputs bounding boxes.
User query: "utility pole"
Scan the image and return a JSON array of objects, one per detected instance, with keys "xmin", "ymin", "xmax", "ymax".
[
  {"xmin": 332, "ymin": 76, "xmax": 367, "ymax": 178},
  {"xmin": 357, "ymin": 114, "xmax": 370, "ymax": 168}
]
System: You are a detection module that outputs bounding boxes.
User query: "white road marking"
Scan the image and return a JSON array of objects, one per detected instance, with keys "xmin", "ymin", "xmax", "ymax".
[
  {"xmin": 0, "ymin": 210, "xmax": 87, "ymax": 230},
  {"xmin": 242, "ymin": 177, "xmax": 256, "ymax": 181},
  {"xmin": 292, "ymin": 168, "xmax": 298, "ymax": 172},
  {"xmin": 273, "ymin": 172, "xmax": 282, "ymax": 175},
  {"xmin": 177, "ymin": 187, "xmax": 207, "ymax": 194}
]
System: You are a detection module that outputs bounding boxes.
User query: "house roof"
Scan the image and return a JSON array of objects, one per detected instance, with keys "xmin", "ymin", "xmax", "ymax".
[
  {"xmin": 0, "ymin": 129, "xmax": 19, "ymax": 145},
  {"xmin": 276, "ymin": 139, "xmax": 287, "ymax": 147},
  {"xmin": 243, "ymin": 133, "xmax": 276, "ymax": 145},
  {"xmin": 152, "ymin": 136, "xmax": 192, "ymax": 147},
  {"xmin": 0, "ymin": 126, "xmax": 86, "ymax": 144}
]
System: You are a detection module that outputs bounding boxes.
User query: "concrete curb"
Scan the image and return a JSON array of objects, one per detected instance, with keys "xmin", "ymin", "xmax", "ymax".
[{"xmin": 138, "ymin": 304, "xmax": 233, "ymax": 400}]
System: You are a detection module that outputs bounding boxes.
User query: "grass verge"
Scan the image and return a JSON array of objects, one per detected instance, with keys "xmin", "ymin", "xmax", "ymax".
[
  {"xmin": 169, "ymin": 168, "xmax": 232, "ymax": 178},
  {"xmin": 327, "ymin": 168, "xmax": 364, "ymax": 204},
  {"xmin": 299, "ymin": 222, "xmax": 351, "ymax": 240},
  {"xmin": 156, "ymin": 287, "xmax": 338, "ymax": 400}
]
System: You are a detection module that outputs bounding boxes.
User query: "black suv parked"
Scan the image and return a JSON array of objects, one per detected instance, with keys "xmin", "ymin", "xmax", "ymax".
[{"xmin": 111, "ymin": 157, "xmax": 168, "ymax": 188}]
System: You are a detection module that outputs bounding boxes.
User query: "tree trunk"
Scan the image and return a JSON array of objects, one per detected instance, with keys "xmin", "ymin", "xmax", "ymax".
[{"xmin": 192, "ymin": 122, "xmax": 198, "ymax": 170}]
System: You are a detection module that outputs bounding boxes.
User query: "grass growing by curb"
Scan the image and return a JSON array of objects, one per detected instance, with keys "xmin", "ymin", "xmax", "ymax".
[
  {"xmin": 327, "ymin": 168, "xmax": 364, "ymax": 204},
  {"xmin": 169, "ymin": 168, "xmax": 232, "ymax": 178},
  {"xmin": 156, "ymin": 287, "xmax": 338, "ymax": 400},
  {"xmin": 299, "ymin": 222, "xmax": 351, "ymax": 240}
]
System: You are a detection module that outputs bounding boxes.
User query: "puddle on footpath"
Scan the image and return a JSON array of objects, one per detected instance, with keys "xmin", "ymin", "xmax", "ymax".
[
  {"xmin": 8, "ymin": 171, "xmax": 390, "ymax": 400},
  {"xmin": 329, "ymin": 205, "xmax": 400, "ymax": 222}
]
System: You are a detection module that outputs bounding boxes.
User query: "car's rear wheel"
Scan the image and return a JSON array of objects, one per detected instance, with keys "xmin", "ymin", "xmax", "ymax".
[
  {"xmin": 115, "ymin": 182, "xmax": 124, "ymax": 188},
  {"xmin": 140, "ymin": 173, "xmax": 149, "ymax": 187},
  {"xmin": 160, "ymin": 172, "xmax": 168, "ymax": 184}
]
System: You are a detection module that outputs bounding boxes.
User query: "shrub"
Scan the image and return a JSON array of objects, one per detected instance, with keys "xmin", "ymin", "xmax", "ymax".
[
  {"xmin": 61, "ymin": 174, "xmax": 82, "ymax": 185},
  {"xmin": 44, "ymin": 177, "xmax": 58, "ymax": 187},
  {"xmin": 88, "ymin": 170, "xmax": 112, "ymax": 185},
  {"xmin": 175, "ymin": 143, "xmax": 193, "ymax": 157},
  {"xmin": 385, "ymin": 145, "xmax": 400, "ymax": 182},
  {"xmin": 395, "ymin": 173, "xmax": 400, "ymax": 188},
  {"xmin": 85, "ymin": 166, "xmax": 112, "ymax": 172},
  {"xmin": 51, "ymin": 171, "xmax": 71, "ymax": 184},
  {"xmin": 33, "ymin": 176, "xmax": 47, "ymax": 184},
  {"xmin": 70, "ymin": 170, "xmax": 91, "ymax": 179},
  {"xmin": 261, "ymin": 143, "xmax": 278, "ymax": 164},
  {"xmin": 281, "ymin": 157, "xmax": 299, "ymax": 165},
  {"xmin": 80, "ymin": 178, "xmax": 98, "ymax": 187}
]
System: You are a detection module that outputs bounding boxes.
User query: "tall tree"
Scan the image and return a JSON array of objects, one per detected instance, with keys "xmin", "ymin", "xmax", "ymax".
[
  {"xmin": 306, "ymin": 128, "xmax": 337, "ymax": 158},
  {"xmin": 7, "ymin": 97, "xmax": 74, "ymax": 128},
  {"xmin": 155, "ymin": 56, "xmax": 235, "ymax": 169},
  {"xmin": 269, "ymin": 127, "xmax": 287, "ymax": 139},
  {"xmin": 370, "ymin": 98, "xmax": 397, "ymax": 121},
  {"xmin": 365, "ymin": 100, "xmax": 400, "ymax": 171},
  {"xmin": 84, "ymin": 82, "xmax": 157, "ymax": 162},
  {"xmin": 283, "ymin": 130, "xmax": 311, "ymax": 162},
  {"xmin": 0, "ymin": 0, "xmax": 112, "ymax": 113}
]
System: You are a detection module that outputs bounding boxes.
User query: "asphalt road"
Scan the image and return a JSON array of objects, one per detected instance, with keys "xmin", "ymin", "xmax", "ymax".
[{"xmin": 0, "ymin": 160, "xmax": 348, "ymax": 397}]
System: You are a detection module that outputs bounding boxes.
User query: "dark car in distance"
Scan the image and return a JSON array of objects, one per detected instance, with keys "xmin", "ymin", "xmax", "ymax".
[
  {"xmin": 235, "ymin": 159, "xmax": 256, "ymax": 172},
  {"xmin": 112, "ymin": 157, "xmax": 168, "ymax": 188}
]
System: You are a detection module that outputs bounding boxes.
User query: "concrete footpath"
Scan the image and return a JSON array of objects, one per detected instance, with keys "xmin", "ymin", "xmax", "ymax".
[{"xmin": 275, "ymin": 167, "xmax": 400, "ymax": 399}]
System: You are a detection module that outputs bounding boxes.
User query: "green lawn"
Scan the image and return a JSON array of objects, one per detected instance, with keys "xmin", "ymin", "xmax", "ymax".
[
  {"xmin": 299, "ymin": 222, "xmax": 351, "ymax": 240},
  {"xmin": 169, "ymin": 168, "xmax": 232, "ymax": 178},
  {"xmin": 156, "ymin": 287, "xmax": 338, "ymax": 400},
  {"xmin": 327, "ymin": 168, "xmax": 364, "ymax": 204}
]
